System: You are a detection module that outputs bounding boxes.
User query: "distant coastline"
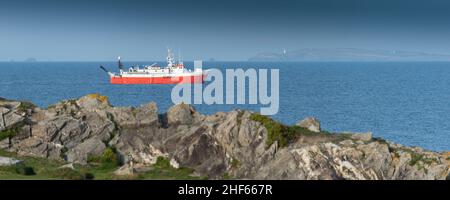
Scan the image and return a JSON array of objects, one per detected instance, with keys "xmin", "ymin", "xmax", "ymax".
[{"xmin": 249, "ymin": 48, "xmax": 450, "ymax": 62}]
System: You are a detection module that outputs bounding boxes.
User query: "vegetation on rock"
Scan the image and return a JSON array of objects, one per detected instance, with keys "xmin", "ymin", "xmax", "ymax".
[
  {"xmin": 135, "ymin": 157, "xmax": 203, "ymax": 180},
  {"xmin": 1, "ymin": 95, "xmax": 448, "ymax": 180},
  {"xmin": 87, "ymin": 147, "xmax": 121, "ymax": 169},
  {"xmin": 250, "ymin": 113, "xmax": 333, "ymax": 147},
  {"xmin": 87, "ymin": 93, "xmax": 109, "ymax": 103},
  {"xmin": 0, "ymin": 121, "xmax": 25, "ymax": 141},
  {"xmin": 17, "ymin": 101, "xmax": 36, "ymax": 112}
]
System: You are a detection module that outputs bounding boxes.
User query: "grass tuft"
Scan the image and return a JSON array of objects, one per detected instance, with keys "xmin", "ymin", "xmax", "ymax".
[
  {"xmin": 0, "ymin": 121, "xmax": 26, "ymax": 141},
  {"xmin": 250, "ymin": 113, "xmax": 331, "ymax": 147},
  {"xmin": 87, "ymin": 147, "xmax": 121, "ymax": 169},
  {"xmin": 17, "ymin": 101, "xmax": 36, "ymax": 112},
  {"xmin": 135, "ymin": 157, "xmax": 205, "ymax": 180}
]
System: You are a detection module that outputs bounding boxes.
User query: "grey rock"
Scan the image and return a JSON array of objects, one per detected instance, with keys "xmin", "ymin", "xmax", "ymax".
[
  {"xmin": 76, "ymin": 94, "xmax": 110, "ymax": 110},
  {"xmin": 108, "ymin": 102, "xmax": 159, "ymax": 128},
  {"xmin": 0, "ymin": 139, "xmax": 9, "ymax": 149},
  {"xmin": 66, "ymin": 138, "xmax": 106, "ymax": 164},
  {"xmin": 0, "ymin": 101, "xmax": 20, "ymax": 110},
  {"xmin": 1, "ymin": 95, "xmax": 448, "ymax": 180},
  {"xmin": 297, "ymin": 117, "xmax": 321, "ymax": 132},
  {"xmin": 339, "ymin": 139, "xmax": 355, "ymax": 146},
  {"xmin": 0, "ymin": 156, "xmax": 23, "ymax": 166},
  {"xmin": 114, "ymin": 164, "xmax": 135, "ymax": 176},
  {"xmin": 108, "ymin": 107, "xmax": 137, "ymax": 127},
  {"xmin": 351, "ymin": 132, "xmax": 373, "ymax": 142},
  {"xmin": 2, "ymin": 110, "xmax": 24, "ymax": 129},
  {"xmin": 135, "ymin": 102, "xmax": 159, "ymax": 126},
  {"xmin": 167, "ymin": 103, "xmax": 197, "ymax": 125},
  {"xmin": 0, "ymin": 107, "xmax": 8, "ymax": 130}
]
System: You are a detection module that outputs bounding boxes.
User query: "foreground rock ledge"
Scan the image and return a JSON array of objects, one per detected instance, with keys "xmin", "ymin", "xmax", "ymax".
[{"xmin": 0, "ymin": 94, "xmax": 449, "ymax": 180}]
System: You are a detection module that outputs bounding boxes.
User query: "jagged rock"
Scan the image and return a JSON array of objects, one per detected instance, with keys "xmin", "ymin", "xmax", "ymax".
[
  {"xmin": 76, "ymin": 94, "xmax": 110, "ymax": 110},
  {"xmin": 0, "ymin": 107, "xmax": 8, "ymax": 131},
  {"xmin": 297, "ymin": 117, "xmax": 321, "ymax": 132},
  {"xmin": 351, "ymin": 132, "xmax": 373, "ymax": 142},
  {"xmin": 167, "ymin": 103, "xmax": 197, "ymax": 125},
  {"xmin": 0, "ymin": 139, "xmax": 9, "ymax": 149},
  {"xmin": 66, "ymin": 138, "xmax": 106, "ymax": 164},
  {"xmin": 135, "ymin": 102, "xmax": 159, "ymax": 126},
  {"xmin": 1, "ymin": 108, "xmax": 24, "ymax": 129},
  {"xmin": 114, "ymin": 164, "xmax": 135, "ymax": 176},
  {"xmin": 0, "ymin": 101, "xmax": 20, "ymax": 110},
  {"xmin": 114, "ymin": 126, "xmax": 168, "ymax": 165},
  {"xmin": 31, "ymin": 117, "xmax": 90, "ymax": 148},
  {"xmin": 0, "ymin": 156, "xmax": 23, "ymax": 166},
  {"xmin": 108, "ymin": 107, "xmax": 137, "ymax": 127},
  {"xmin": 108, "ymin": 102, "xmax": 159, "ymax": 127},
  {"xmin": 9, "ymin": 125, "xmax": 31, "ymax": 145},
  {"xmin": 0, "ymin": 95, "xmax": 448, "ymax": 180},
  {"xmin": 170, "ymin": 125, "xmax": 226, "ymax": 177}
]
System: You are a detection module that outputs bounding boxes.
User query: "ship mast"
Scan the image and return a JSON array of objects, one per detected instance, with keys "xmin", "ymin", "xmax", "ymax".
[
  {"xmin": 167, "ymin": 48, "xmax": 175, "ymax": 68},
  {"xmin": 118, "ymin": 56, "xmax": 124, "ymax": 74}
]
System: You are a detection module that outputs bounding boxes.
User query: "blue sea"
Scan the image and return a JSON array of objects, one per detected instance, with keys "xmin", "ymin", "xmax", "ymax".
[{"xmin": 1, "ymin": 61, "xmax": 449, "ymax": 151}]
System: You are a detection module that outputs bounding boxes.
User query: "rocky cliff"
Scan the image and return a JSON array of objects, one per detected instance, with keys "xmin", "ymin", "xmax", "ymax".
[{"xmin": 1, "ymin": 94, "xmax": 449, "ymax": 180}]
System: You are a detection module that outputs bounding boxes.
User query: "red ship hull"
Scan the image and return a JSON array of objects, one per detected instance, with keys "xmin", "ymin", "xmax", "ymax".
[{"xmin": 110, "ymin": 74, "xmax": 206, "ymax": 84}]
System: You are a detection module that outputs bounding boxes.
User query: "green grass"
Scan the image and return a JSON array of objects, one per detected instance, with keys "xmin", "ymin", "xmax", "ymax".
[
  {"xmin": 87, "ymin": 147, "xmax": 120, "ymax": 166},
  {"xmin": 222, "ymin": 173, "xmax": 232, "ymax": 180},
  {"xmin": 0, "ymin": 121, "xmax": 25, "ymax": 141},
  {"xmin": 250, "ymin": 113, "xmax": 334, "ymax": 147},
  {"xmin": 136, "ymin": 157, "xmax": 206, "ymax": 180},
  {"xmin": 403, "ymin": 148, "xmax": 438, "ymax": 168},
  {"xmin": 250, "ymin": 113, "xmax": 289, "ymax": 147},
  {"xmin": 409, "ymin": 153, "xmax": 424, "ymax": 166},
  {"xmin": 230, "ymin": 158, "xmax": 241, "ymax": 169},
  {"xmin": 0, "ymin": 129, "xmax": 16, "ymax": 141},
  {"xmin": 0, "ymin": 150, "xmax": 67, "ymax": 179},
  {"xmin": 17, "ymin": 101, "xmax": 36, "ymax": 112},
  {"xmin": 44, "ymin": 167, "xmax": 94, "ymax": 180},
  {"xmin": 0, "ymin": 150, "xmax": 206, "ymax": 180}
]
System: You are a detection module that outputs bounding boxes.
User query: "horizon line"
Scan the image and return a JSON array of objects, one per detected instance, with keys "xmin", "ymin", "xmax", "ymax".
[{"xmin": 3, "ymin": 60, "xmax": 450, "ymax": 63}]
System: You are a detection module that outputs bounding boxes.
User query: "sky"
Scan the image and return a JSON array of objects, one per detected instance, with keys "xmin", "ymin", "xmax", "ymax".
[{"xmin": 1, "ymin": 0, "xmax": 450, "ymax": 61}]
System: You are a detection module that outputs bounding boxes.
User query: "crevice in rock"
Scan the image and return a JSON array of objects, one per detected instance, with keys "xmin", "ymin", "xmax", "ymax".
[
  {"xmin": 0, "ymin": 111, "xmax": 5, "ymax": 128},
  {"xmin": 158, "ymin": 113, "xmax": 168, "ymax": 128}
]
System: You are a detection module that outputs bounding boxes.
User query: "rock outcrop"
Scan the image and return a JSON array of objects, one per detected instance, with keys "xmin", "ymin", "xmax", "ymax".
[
  {"xmin": 297, "ymin": 117, "xmax": 321, "ymax": 132},
  {"xmin": 0, "ymin": 94, "xmax": 449, "ymax": 180}
]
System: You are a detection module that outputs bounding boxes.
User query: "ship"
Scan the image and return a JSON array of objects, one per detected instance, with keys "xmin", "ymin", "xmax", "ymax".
[{"xmin": 100, "ymin": 49, "xmax": 208, "ymax": 84}]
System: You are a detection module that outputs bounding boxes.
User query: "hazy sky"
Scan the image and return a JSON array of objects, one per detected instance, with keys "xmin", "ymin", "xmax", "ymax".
[{"xmin": 2, "ymin": 0, "xmax": 450, "ymax": 61}]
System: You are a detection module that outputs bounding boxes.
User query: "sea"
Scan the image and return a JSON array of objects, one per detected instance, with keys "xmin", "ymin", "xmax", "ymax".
[{"xmin": 1, "ymin": 61, "xmax": 449, "ymax": 151}]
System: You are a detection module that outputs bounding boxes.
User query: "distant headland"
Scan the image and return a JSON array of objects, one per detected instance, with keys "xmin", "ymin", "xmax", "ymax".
[{"xmin": 249, "ymin": 48, "xmax": 450, "ymax": 62}]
